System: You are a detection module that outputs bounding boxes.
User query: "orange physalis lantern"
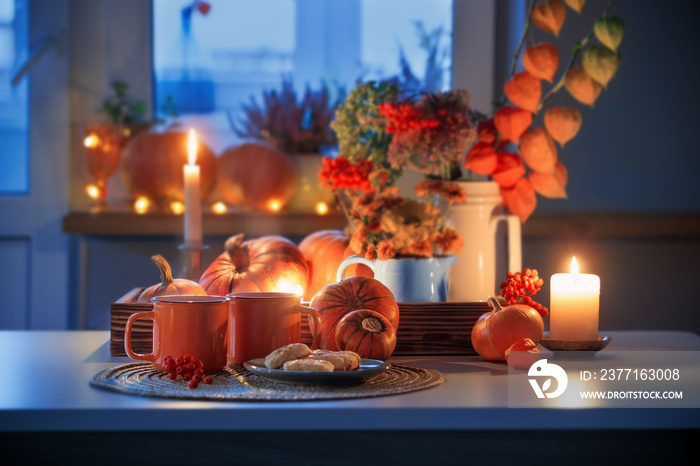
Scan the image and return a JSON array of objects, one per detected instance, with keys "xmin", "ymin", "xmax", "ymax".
[
  {"xmin": 564, "ymin": 67, "xmax": 602, "ymax": 107},
  {"xmin": 544, "ymin": 107, "xmax": 582, "ymax": 147},
  {"xmin": 494, "ymin": 106, "xmax": 532, "ymax": 143},
  {"xmin": 522, "ymin": 43, "xmax": 559, "ymax": 83},
  {"xmin": 531, "ymin": 0, "xmax": 567, "ymax": 36},
  {"xmin": 520, "ymin": 128, "xmax": 558, "ymax": 174},
  {"xmin": 504, "ymin": 71, "xmax": 542, "ymax": 113},
  {"xmin": 529, "ymin": 162, "xmax": 568, "ymax": 199},
  {"xmin": 500, "ymin": 178, "xmax": 537, "ymax": 223}
]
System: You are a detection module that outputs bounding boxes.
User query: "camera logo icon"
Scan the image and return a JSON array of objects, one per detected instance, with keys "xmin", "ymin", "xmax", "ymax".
[{"xmin": 528, "ymin": 359, "xmax": 568, "ymax": 399}]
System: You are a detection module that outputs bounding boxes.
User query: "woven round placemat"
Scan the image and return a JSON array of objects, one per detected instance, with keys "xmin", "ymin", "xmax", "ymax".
[{"xmin": 90, "ymin": 363, "xmax": 443, "ymax": 401}]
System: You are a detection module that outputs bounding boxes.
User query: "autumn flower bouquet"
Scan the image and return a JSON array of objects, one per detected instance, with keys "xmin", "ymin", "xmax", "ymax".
[
  {"xmin": 378, "ymin": 89, "xmax": 481, "ymax": 181},
  {"xmin": 320, "ymin": 81, "xmax": 475, "ymax": 260},
  {"xmin": 319, "ymin": 158, "xmax": 464, "ymax": 260}
]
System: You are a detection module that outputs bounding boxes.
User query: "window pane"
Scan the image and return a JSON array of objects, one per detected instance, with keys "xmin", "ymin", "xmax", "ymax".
[
  {"xmin": 153, "ymin": 0, "xmax": 452, "ymax": 143},
  {"xmin": 0, "ymin": 0, "xmax": 28, "ymax": 195},
  {"xmin": 361, "ymin": 0, "xmax": 452, "ymax": 92}
]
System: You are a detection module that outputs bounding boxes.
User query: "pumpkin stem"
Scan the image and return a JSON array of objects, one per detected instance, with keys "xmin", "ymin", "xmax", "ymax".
[
  {"xmin": 487, "ymin": 296, "xmax": 503, "ymax": 313},
  {"xmin": 225, "ymin": 234, "xmax": 250, "ymax": 272},
  {"xmin": 361, "ymin": 317, "xmax": 382, "ymax": 333},
  {"xmin": 151, "ymin": 255, "xmax": 173, "ymax": 287}
]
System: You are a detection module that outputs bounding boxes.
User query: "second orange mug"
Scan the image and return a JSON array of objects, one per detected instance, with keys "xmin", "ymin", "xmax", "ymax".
[
  {"xmin": 125, "ymin": 295, "xmax": 230, "ymax": 372},
  {"xmin": 227, "ymin": 292, "xmax": 321, "ymax": 364}
]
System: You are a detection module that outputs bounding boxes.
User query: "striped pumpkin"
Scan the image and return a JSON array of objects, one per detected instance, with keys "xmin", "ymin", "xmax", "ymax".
[
  {"xmin": 309, "ymin": 276, "xmax": 399, "ymax": 351},
  {"xmin": 200, "ymin": 234, "xmax": 309, "ymax": 296},
  {"xmin": 335, "ymin": 309, "xmax": 397, "ymax": 360}
]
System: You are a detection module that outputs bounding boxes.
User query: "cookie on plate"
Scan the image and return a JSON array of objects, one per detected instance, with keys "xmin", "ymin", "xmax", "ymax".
[
  {"xmin": 308, "ymin": 350, "xmax": 350, "ymax": 371},
  {"xmin": 283, "ymin": 358, "xmax": 334, "ymax": 372},
  {"xmin": 336, "ymin": 351, "xmax": 361, "ymax": 370},
  {"xmin": 264, "ymin": 343, "xmax": 312, "ymax": 369}
]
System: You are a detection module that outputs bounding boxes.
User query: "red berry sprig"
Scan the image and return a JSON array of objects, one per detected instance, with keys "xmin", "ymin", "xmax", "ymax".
[
  {"xmin": 163, "ymin": 354, "xmax": 214, "ymax": 389},
  {"xmin": 499, "ymin": 268, "xmax": 549, "ymax": 318},
  {"xmin": 319, "ymin": 156, "xmax": 374, "ymax": 192}
]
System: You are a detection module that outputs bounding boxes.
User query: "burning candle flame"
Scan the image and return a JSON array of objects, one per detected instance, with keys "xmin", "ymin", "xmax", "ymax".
[
  {"xmin": 570, "ymin": 256, "xmax": 579, "ymax": 274},
  {"xmin": 187, "ymin": 129, "xmax": 198, "ymax": 165},
  {"xmin": 268, "ymin": 200, "xmax": 281, "ymax": 212},
  {"xmin": 134, "ymin": 197, "xmax": 150, "ymax": 214},
  {"xmin": 212, "ymin": 202, "xmax": 227, "ymax": 214},
  {"xmin": 85, "ymin": 184, "xmax": 100, "ymax": 199},
  {"xmin": 315, "ymin": 202, "xmax": 329, "ymax": 215},
  {"xmin": 170, "ymin": 201, "xmax": 185, "ymax": 215},
  {"xmin": 84, "ymin": 134, "xmax": 100, "ymax": 148}
]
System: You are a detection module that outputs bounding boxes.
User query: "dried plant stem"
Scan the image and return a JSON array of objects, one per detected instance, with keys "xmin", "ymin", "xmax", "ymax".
[
  {"xmin": 537, "ymin": 0, "xmax": 616, "ymax": 111},
  {"xmin": 499, "ymin": 0, "xmax": 537, "ymax": 106},
  {"xmin": 334, "ymin": 190, "xmax": 356, "ymax": 230},
  {"xmin": 509, "ymin": 0, "xmax": 537, "ymax": 78}
]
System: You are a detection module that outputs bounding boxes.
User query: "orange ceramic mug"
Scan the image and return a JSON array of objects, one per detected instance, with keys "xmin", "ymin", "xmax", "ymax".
[
  {"xmin": 227, "ymin": 292, "xmax": 322, "ymax": 364},
  {"xmin": 124, "ymin": 295, "xmax": 230, "ymax": 372}
]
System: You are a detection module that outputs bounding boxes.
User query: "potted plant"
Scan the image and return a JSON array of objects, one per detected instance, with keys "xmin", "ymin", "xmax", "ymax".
[{"xmin": 234, "ymin": 78, "xmax": 340, "ymax": 212}]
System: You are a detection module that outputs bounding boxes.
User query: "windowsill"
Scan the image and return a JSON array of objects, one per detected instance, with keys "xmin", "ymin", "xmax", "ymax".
[
  {"xmin": 61, "ymin": 210, "xmax": 700, "ymax": 238},
  {"xmin": 62, "ymin": 208, "xmax": 348, "ymax": 237}
]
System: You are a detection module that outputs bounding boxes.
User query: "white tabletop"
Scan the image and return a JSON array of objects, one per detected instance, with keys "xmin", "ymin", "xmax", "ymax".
[{"xmin": 1, "ymin": 330, "xmax": 699, "ymax": 432}]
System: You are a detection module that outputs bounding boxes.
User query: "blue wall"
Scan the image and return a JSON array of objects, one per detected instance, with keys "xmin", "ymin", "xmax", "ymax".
[{"xmin": 527, "ymin": 0, "xmax": 700, "ymax": 213}]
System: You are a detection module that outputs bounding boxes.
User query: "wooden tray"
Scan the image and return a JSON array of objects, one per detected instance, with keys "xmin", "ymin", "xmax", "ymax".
[{"xmin": 110, "ymin": 288, "xmax": 489, "ymax": 356}]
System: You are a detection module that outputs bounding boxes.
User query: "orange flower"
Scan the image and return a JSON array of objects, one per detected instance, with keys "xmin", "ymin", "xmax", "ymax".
[
  {"xmin": 353, "ymin": 191, "xmax": 376, "ymax": 209},
  {"xmin": 406, "ymin": 239, "xmax": 433, "ymax": 257},
  {"xmin": 365, "ymin": 244, "xmax": 378, "ymax": 260},
  {"xmin": 377, "ymin": 239, "xmax": 397, "ymax": 260},
  {"xmin": 415, "ymin": 179, "xmax": 444, "ymax": 198},
  {"xmin": 435, "ymin": 227, "xmax": 463, "ymax": 255},
  {"xmin": 366, "ymin": 221, "xmax": 382, "ymax": 233},
  {"xmin": 369, "ymin": 169, "xmax": 390, "ymax": 190},
  {"xmin": 349, "ymin": 225, "xmax": 368, "ymax": 255}
]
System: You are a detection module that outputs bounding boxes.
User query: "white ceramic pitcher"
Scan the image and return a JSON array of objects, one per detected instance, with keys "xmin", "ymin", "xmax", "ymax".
[
  {"xmin": 446, "ymin": 181, "xmax": 521, "ymax": 302},
  {"xmin": 336, "ymin": 255, "xmax": 456, "ymax": 303}
]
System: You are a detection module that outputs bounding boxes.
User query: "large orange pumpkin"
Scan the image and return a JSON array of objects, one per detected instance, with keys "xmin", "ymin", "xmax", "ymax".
[
  {"xmin": 217, "ymin": 143, "xmax": 298, "ymax": 212},
  {"xmin": 335, "ymin": 309, "xmax": 397, "ymax": 360},
  {"xmin": 299, "ymin": 230, "xmax": 372, "ymax": 301},
  {"xmin": 309, "ymin": 276, "xmax": 399, "ymax": 351},
  {"xmin": 121, "ymin": 129, "xmax": 216, "ymax": 202},
  {"xmin": 471, "ymin": 297, "xmax": 544, "ymax": 362},
  {"xmin": 199, "ymin": 234, "xmax": 309, "ymax": 296}
]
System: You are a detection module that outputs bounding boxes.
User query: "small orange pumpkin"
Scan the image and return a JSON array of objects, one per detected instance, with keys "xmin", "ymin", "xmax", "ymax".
[
  {"xmin": 471, "ymin": 297, "xmax": 544, "ymax": 361},
  {"xmin": 217, "ymin": 143, "xmax": 298, "ymax": 212},
  {"xmin": 137, "ymin": 255, "xmax": 207, "ymax": 303},
  {"xmin": 335, "ymin": 309, "xmax": 397, "ymax": 361},
  {"xmin": 299, "ymin": 230, "xmax": 372, "ymax": 301},
  {"xmin": 310, "ymin": 276, "xmax": 399, "ymax": 351}
]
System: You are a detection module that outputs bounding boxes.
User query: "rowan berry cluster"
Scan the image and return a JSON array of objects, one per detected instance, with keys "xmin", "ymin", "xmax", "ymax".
[
  {"xmin": 163, "ymin": 354, "xmax": 213, "ymax": 389},
  {"xmin": 499, "ymin": 268, "xmax": 549, "ymax": 318},
  {"xmin": 379, "ymin": 101, "xmax": 439, "ymax": 134},
  {"xmin": 318, "ymin": 156, "xmax": 374, "ymax": 192}
]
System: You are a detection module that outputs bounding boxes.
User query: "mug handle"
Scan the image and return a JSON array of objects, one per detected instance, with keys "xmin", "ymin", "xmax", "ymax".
[
  {"xmin": 297, "ymin": 305, "xmax": 322, "ymax": 350},
  {"xmin": 490, "ymin": 214, "xmax": 522, "ymax": 273},
  {"xmin": 336, "ymin": 255, "xmax": 375, "ymax": 282},
  {"xmin": 124, "ymin": 310, "xmax": 157, "ymax": 363}
]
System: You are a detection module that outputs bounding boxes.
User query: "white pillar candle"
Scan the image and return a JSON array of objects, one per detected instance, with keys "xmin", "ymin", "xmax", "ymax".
[
  {"xmin": 184, "ymin": 129, "xmax": 202, "ymax": 246},
  {"xmin": 550, "ymin": 257, "xmax": 600, "ymax": 341}
]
